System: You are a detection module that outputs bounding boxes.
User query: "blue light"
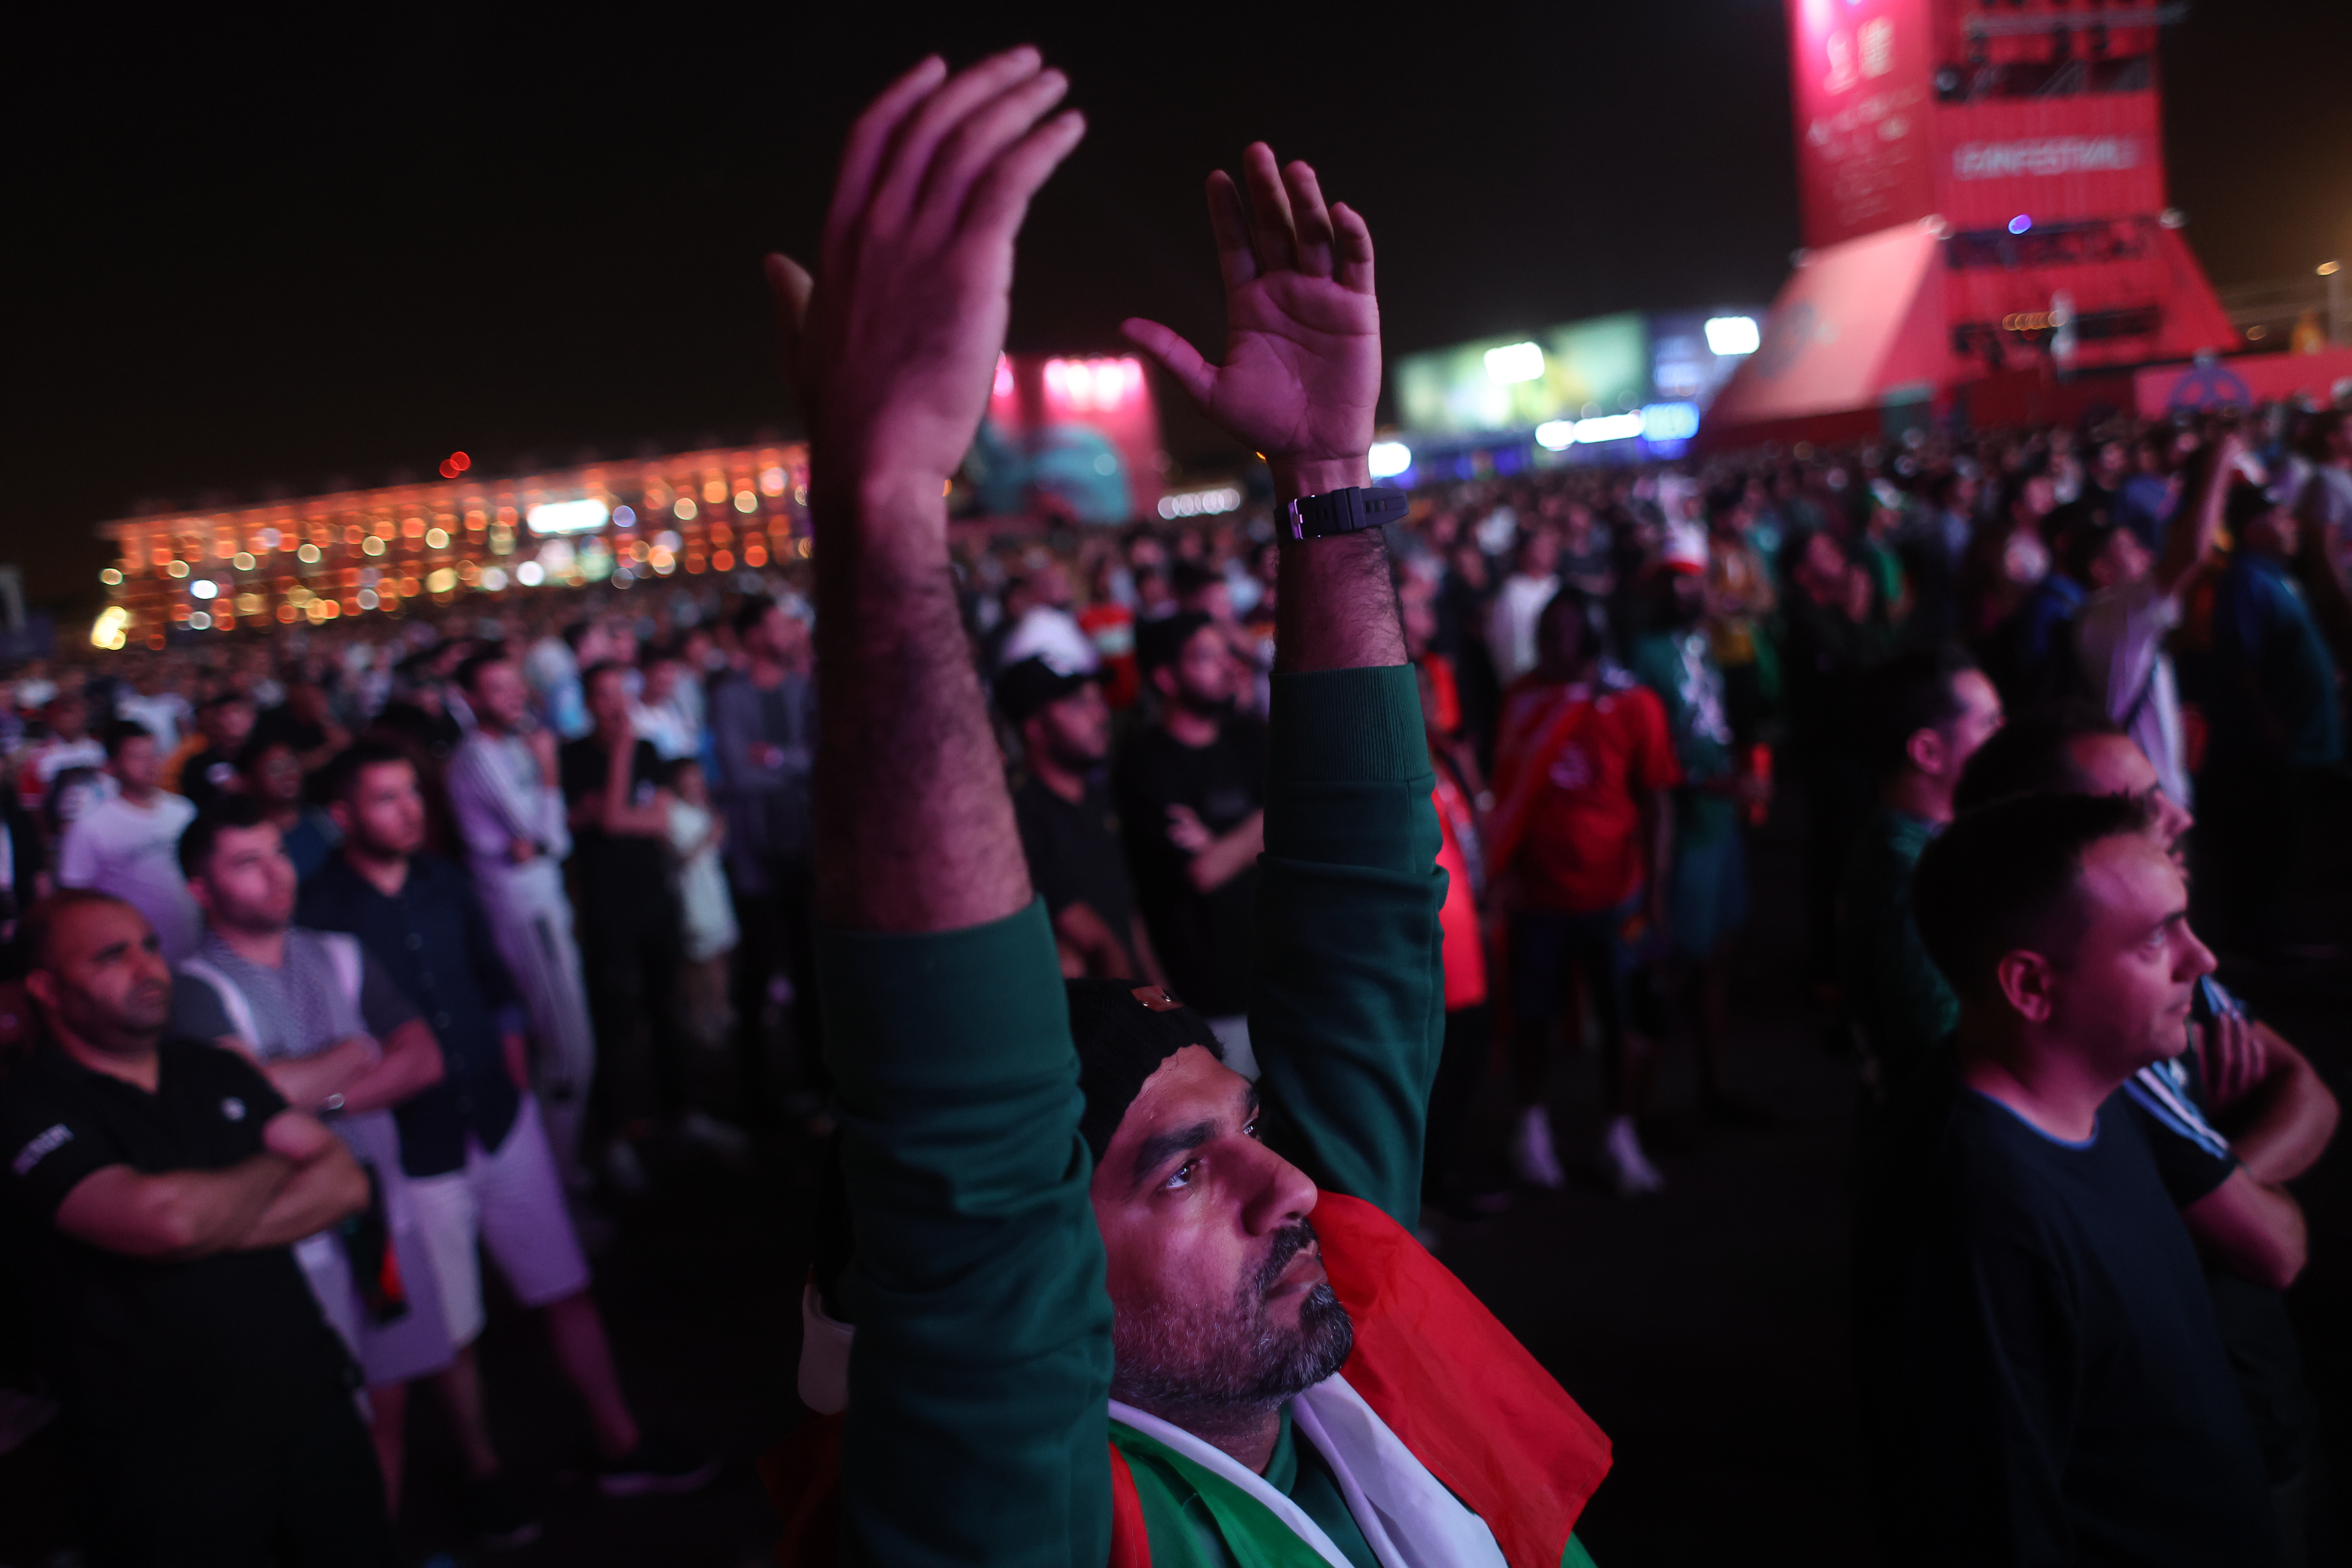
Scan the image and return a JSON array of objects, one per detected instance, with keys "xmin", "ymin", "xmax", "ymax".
[
  {"xmin": 1640, "ymin": 402, "xmax": 1702, "ymax": 443},
  {"xmin": 2008, "ymin": 214, "xmax": 2032, "ymax": 235}
]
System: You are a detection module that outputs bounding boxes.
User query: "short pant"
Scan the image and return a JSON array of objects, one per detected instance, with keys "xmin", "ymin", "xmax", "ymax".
[
  {"xmin": 407, "ymin": 1094, "xmax": 592, "ymax": 1348},
  {"xmin": 1509, "ymin": 898, "xmax": 1641, "ymax": 1040},
  {"xmin": 295, "ymin": 1110, "xmax": 455, "ymax": 1388},
  {"xmin": 1670, "ymin": 824, "xmax": 1748, "ymax": 959}
]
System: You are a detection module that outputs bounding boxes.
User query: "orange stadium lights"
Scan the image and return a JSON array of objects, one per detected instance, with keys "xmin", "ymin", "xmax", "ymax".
[{"xmin": 90, "ymin": 442, "xmax": 809, "ymax": 643}]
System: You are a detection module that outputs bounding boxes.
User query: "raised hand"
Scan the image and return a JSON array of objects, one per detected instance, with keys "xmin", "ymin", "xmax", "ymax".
[
  {"xmin": 787, "ymin": 55, "xmax": 1070, "ymax": 931},
  {"xmin": 767, "ymin": 50, "xmax": 1085, "ymax": 526},
  {"xmin": 1122, "ymin": 145, "xmax": 1380, "ymax": 503}
]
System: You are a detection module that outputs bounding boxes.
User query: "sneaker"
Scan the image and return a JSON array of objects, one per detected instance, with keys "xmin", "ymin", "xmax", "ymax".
[
  {"xmin": 1508, "ymin": 1106, "xmax": 1566, "ymax": 1190},
  {"xmin": 596, "ymin": 1434, "xmax": 719, "ymax": 1497},
  {"xmin": 1598, "ymin": 1114, "xmax": 1665, "ymax": 1197},
  {"xmin": 465, "ymin": 1470, "xmax": 543, "ymax": 1550}
]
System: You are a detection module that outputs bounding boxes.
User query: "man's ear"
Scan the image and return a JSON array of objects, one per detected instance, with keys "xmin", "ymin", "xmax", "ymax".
[
  {"xmin": 1994, "ymin": 949, "xmax": 2057, "ymax": 1024},
  {"xmin": 325, "ymin": 799, "xmax": 352, "ymax": 837},
  {"xmin": 23, "ymin": 968, "xmax": 56, "ymax": 1014},
  {"xmin": 1151, "ymin": 664, "xmax": 1176, "ymax": 701},
  {"xmin": 1906, "ymin": 726, "xmax": 1947, "ymax": 778},
  {"xmin": 184, "ymin": 875, "xmax": 214, "ymax": 920}
]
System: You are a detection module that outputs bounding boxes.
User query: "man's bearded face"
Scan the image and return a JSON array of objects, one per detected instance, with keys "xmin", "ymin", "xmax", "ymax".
[
  {"xmin": 1092, "ymin": 1046, "xmax": 1355, "ymax": 1430},
  {"xmin": 1110, "ymin": 1217, "xmax": 1355, "ymax": 1419}
]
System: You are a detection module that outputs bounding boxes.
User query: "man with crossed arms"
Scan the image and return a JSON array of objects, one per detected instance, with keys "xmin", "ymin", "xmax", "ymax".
[
  {"xmin": 770, "ymin": 50, "xmax": 1609, "ymax": 1567},
  {"xmin": 0, "ymin": 891, "xmax": 390, "ymax": 1563}
]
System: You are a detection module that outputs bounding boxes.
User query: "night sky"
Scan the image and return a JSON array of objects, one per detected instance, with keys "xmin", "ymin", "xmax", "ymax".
[{"xmin": 15, "ymin": 0, "xmax": 2350, "ymax": 614}]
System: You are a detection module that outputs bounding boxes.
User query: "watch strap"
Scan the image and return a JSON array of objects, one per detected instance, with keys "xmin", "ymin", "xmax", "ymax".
[{"xmin": 1283, "ymin": 485, "xmax": 1410, "ymax": 542}]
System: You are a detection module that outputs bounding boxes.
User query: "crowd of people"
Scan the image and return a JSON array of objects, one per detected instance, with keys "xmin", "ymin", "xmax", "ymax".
[{"xmin": 1, "ymin": 45, "xmax": 2348, "ymax": 1568}]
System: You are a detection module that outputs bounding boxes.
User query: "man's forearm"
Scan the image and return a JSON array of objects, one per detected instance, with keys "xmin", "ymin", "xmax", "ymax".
[
  {"xmin": 2230, "ymin": 1028, "xmax": 2339, "ymax": 1185},
  {"xmin": 339, "ymin": 1019, "xmax": 445, "ymax": 1116},
  {"xmin": 813, "ymin": 491, "xmax": 1031, "ymax": 933},
  {"xmin": 1052, "ymin": 900, "xmax": 1134, "ymax": 977},
  {"xmin": 176, "ymin": 1157, "xmax": 300, "ymax": 1256},
  {"xmin": 1131, "ymin": 913, "xmax": 1169, "ymax": 991},
  {"xmin": 263, "ymin": 1038, "xmax": 376, "ymax": 1109},
  {"xmin": 236, "ymin": 1139, "xmax": 369, "ymax": 1250},
  {"xmin": 597, "ymin": 752, "xmax": 669, "ymax": 836},
  {"xmin": 56, "ymin": 1154, "xmax": 295, "ymax": 1260},
  {"xmin": 1188, "ymin": 811, "xmax": 1265, "ymax": 893},
  {"xmin": 2183, "ymin": 1166, "xmax": 2308, "ymax": 1291},
  {"xmin": 2155, "ymin": 437, "xmax": 2236, "ymax": 594}
]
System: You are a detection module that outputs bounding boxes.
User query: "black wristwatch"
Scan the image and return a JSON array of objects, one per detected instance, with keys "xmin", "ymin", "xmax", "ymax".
[{"xmin": 1282, "ymin": 485, "xmax": 1410, "ymax": 543}]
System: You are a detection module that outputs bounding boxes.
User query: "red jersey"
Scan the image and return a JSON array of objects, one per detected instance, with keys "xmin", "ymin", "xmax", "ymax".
[
  {"xmin": 1431, "ymin": 769, "xmax": 1487, "ymax": 1011},
  {"xmin": 1078, "ymin": 603, "xmax": 1140, "ymax": 709},
  {"xmin": 1418, "ymin": 651, "xmax": 1462, "ymax": 737},
  {"xmin": 1488, "ymin": 678, "xmax": 1679, "ymax": 915}
]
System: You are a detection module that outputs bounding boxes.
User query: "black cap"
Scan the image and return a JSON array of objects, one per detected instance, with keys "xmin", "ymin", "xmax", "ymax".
[
  {"xmin": 1136, "ymin": 610, "xmax": 1215, "ymax": 677},
  {"xmin": 1066, "ymin": 977, "xmax": 1224, "ymax": 1163},
  {"xmin": 993, "ymin": 656, "xmax": 1095, "ymax": 725}
]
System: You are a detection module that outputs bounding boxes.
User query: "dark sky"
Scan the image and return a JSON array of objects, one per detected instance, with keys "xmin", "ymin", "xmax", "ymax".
[{"xmin": 15, "ymin": 0, "xmax": 2349, "ymax": 613}]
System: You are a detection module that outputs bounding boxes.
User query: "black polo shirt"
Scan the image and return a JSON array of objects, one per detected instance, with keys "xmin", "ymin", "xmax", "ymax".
[
  {"xmin": 559, "ymin": 735, "xmax": 671, "ymax": 906},
  {"xmin": 296, "ymin": 852, "xmax": 525, "ymax": 1176},
  {"xmin": 1112, "ymin": 718, "xmax": 1267, "ymax": 1018},
  {"xmin": 0, "ymin": 1039, "xmax": 353, "ymax": 1441},
  {"xmin": 1013, "ymin": 772, "xmax": 1136, "ymax": 946}
]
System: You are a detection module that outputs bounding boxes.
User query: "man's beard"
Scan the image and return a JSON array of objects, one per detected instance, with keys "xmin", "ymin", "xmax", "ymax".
[
  {"xmin": 352, "ymin": 825, "xmax": 419, "ymax": 863},
  {"xmin": 1110, "ymin": 1220, "xmax": 1355, "ymax": 1434},
  {"xmin": 1047, "ymin": 738, "xmax": 1110, "ymax": 775}
]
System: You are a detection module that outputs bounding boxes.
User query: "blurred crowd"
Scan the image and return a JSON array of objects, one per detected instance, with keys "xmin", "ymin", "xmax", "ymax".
[
  {"xmin": 0, "ymin": 394, "xmax": 2348, "ymax": 1558},
  {"xmin": 953, "ymin": 402, "xmax": 2350, "ymax": 1194}
]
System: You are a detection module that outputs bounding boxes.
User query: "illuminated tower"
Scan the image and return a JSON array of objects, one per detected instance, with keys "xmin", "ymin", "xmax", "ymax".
[{"xmin": 1707, "ymin": 0, "xmax": 2236, "ymax": 438}]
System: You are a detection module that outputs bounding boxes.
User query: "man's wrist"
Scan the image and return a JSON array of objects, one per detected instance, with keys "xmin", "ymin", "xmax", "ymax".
[
  {"xmin": 1269, "ymin": 455, "xmax": 1372, "ymax": 507},
  {"xmin": 808, "ymin": 457, "xmax": 952, "ymax": 538}
]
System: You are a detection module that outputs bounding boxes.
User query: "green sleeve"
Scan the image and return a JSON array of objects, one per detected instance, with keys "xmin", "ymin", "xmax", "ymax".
[
  {"xmin": 819, "ymin": 902, "xmax": 1113, "ymax": 1568},
  {"xmin": 1838, "ymin": 822, "xmax": 1957, "ymax": 1091},
  {"xmin": 1250, "ymin": 664, "xmax": 1446, "ymax": 1228}
]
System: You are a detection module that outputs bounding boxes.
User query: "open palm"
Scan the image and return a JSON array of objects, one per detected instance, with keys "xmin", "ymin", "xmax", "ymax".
[
  {"xmin": 1123, "ymin": 144, "xmax": 1380, "ymax": 476},
  {"xmin": 767, "ymin": 51, "xmax": 1086, "ymax": 512}
]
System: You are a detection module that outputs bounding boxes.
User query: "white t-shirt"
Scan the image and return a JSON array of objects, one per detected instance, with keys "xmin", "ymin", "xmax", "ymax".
[
  {"xmin": 1486, "ymin": 572, "xmax": 1560, "ymax": 684},
  {"xmin": 57, "ymin": 791, "xmax": 203, "ymax": 962},
  {"xmin": 2076, "ymin": 578, "xmax": 2189, "ymax": 811}
]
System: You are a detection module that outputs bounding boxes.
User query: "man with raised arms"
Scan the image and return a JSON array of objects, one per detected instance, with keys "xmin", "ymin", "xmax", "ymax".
[{"xmin": 769, "ymin": 49, "xmax": 1610, "ymax": 1568}]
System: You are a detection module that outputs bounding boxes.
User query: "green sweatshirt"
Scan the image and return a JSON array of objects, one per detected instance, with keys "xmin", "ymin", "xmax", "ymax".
[
  {"xmin": 1837, "ymin": 806, "xmax": 1955, "ymax": 1098},
  {"xmin": 820, "ymin": 664, "xmax": 1589, "ymax": 1566}
]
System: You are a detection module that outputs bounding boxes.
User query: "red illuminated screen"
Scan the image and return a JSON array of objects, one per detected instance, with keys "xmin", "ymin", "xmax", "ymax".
[{"xmin": 1787, "ymin": 0, "xmax": 1936, "ymax": 249}]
